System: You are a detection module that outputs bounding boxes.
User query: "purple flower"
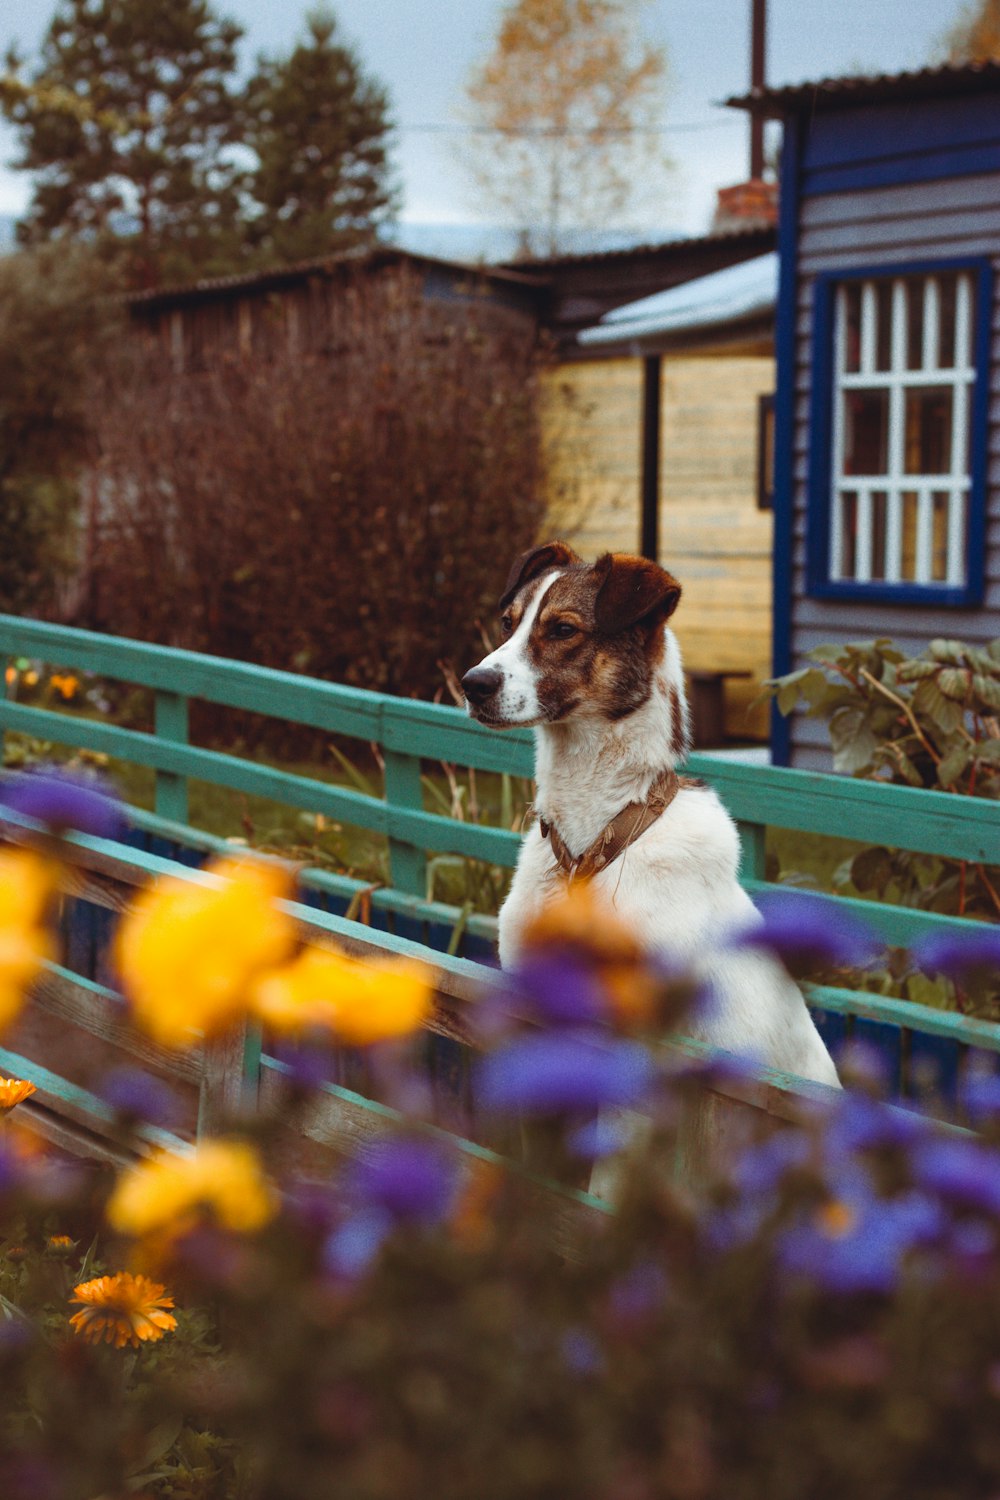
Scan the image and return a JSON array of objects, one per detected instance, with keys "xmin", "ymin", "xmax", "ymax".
[
  {"xmin": 323, "ymin": 1209, "xmax": 393, "ymax": 1280},
  {"xmin": 825, "ymin": 1093, "xmax": 930, "ymax": 1156},
  {"xmin": 777, "ymin": 1188, "xmax": 943, "ymax": 1294},
  {"xmin": 911, "ymin": 1137, "xmax": 1000, "ymax": 1216},
  {"xmin": 345, "ymin": 1137, "xmax": 458, "ymax": 1226},
  {"xmin": 959, "ymin": 1068, "xmax": 1000, "ymax": 1123},
  {"xmin": 478, "ymin": 1030, "xmax": 655, "ymax": 1117},
  {"xmin": 507, "ymin": 950, "xmax": 609, "ymax": 1029},
  {"xmin": 562, "ymin": 1328, "xmax": 604, "ymax": 1376},
  {"xmin": 732, "ymin": 892, "xmax": 879, "ymax": 975},
  {"xmin": 609, "ymin": 1260, "xmax": 668, "ymax": 1324},
  {"xmin": 914, "ymin": 928, "xmax": 1000, "ymax": 987},
  {"xmin": 1, "ymin": 767, "xmax": 125, "ymax": 840},
  {"xmin": 99, "ymin": 1066, "xmax": 181, "ymax": 1130}
]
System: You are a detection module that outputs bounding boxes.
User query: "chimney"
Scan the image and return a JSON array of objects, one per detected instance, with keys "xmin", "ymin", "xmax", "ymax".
[{"xmin": 711, "ymin": 0, "xmax": 776, "ymax": 233}]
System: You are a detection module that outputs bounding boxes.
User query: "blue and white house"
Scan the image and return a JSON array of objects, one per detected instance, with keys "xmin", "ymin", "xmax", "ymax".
[{"xmin": 730, "ymin": 61, "xmax": 1000, "ymax": 768}]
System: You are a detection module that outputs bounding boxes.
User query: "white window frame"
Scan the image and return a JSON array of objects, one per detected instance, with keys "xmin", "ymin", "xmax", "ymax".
[{"xmin": 828, "ymin": 270, "xmax": 975, "ymax": 589}]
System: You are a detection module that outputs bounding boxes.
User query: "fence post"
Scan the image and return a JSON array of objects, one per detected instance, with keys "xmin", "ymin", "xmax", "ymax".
[
  {"xmin": 736, "ymin": 820, "xmax": 767, "ymax": 884},
  {"xmin": 153, "ymin": 690, "xmax": 189, "ymax": 824},
  {"xmin": 383, "ymin": 748, "xmax": 427, "ymax": 898},
  {"xmin": 197, "ymin": 1020, "xmax": 262, "ymax": 1137}
]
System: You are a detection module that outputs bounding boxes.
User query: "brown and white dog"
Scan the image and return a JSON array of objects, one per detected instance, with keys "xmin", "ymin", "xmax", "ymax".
[{"xmin": 462, "ymin": 541, "xmax": 839, "ymax": 1088}]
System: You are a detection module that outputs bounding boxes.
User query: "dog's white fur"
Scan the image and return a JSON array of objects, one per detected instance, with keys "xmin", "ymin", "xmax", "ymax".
[{"xmin": 477, "ymin": 584, "xmax": 840, "ymax": 1088}]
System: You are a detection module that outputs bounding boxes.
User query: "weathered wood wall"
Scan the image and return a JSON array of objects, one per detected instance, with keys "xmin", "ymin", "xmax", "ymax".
[{"xmin": 543, "ymin": 350, "xmax": 775, "ymax": 739}]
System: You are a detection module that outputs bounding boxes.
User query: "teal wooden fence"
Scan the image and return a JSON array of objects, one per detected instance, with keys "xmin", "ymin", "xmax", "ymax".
[{"xmin": 1, "ymin": 612, "xmax": 999, "ymax": 1126}]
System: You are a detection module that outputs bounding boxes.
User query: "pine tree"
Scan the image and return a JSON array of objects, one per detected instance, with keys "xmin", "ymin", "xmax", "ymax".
[
  {"xmin": 242, "ymin": 9, "xmax": 396, "ymax": 266},
  {"xmin": 1, "ymin": 0, "xmax": 244, "ymax": 288}
]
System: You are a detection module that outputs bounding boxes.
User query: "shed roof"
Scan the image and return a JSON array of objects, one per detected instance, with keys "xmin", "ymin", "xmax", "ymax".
[
  {"xmin": 577, "ymin": 251, "xmax": 777, "ymax": 350},
  {"xmin": 727, "ymin": 58, "xmax": 1000, "ymax": 118}
]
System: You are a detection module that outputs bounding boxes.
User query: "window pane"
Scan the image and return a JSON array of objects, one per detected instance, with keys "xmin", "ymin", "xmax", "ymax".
[
  {"xmin": 905, "ymin": 279, "xmax": 925, "ymax": 371},
  {"xmin": 870, "ymin": 491, "xmax": 888, "ymax": 580},
  {"xmin": 905, "ymin": 387, "xmax": 953, "ymax": 474},
  {"xmin": 901, "ymin": 491, "xmax": 919, "ymax": 580},
  {"xmin": 843, "ymin": 282, "xmax": 862, "ymax": 373},
  {"xmin": 937, "ymin": 276, "xmax": 957, "ymax": 370},
  {"xmin": 843, "ymin": 389, "xmax": 889, "ymax": 475},
  {"xmin": 839, "ymin": 491, "xmax": 858, "ymax": 578},
  {"xmin": 875, "ymin": 282, "xmax": 893, "ymax": 372},
  {"xmin": 931, "ymin": 492, "xmax": 950, "ymax": 582}
]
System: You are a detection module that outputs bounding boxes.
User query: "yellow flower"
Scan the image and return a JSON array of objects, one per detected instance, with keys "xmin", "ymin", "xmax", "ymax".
[
  {"xmin": 0, "ymin": 1077, "xmax": 37, "ymax": 1112},
  {"xmin": 0, "ymin": 848, "xmax": 58, "ymax": 1032},
  {"xmin": 49, "ymin": 672, "xmax": 79, "ymax": 700},
  {"xmin": 114, "ymin": 856, "xmax": 296, "ymax": 1048},
  {"xmin": 69, "ymin": 1272, "xmax": 177, "ymax": 1349},
  {"xmin": 106, "ymin": 1139, "xmax": 277, "ymax": 1241},
  {"xmin": 252, "ymin": 944, "xmax": 433, "ymax": 1046}
]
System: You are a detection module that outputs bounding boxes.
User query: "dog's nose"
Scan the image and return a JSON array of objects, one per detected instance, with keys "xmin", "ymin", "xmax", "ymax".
[{"xmin": 462, "ymin": 666, "xmax": 503, "ymax": 706}]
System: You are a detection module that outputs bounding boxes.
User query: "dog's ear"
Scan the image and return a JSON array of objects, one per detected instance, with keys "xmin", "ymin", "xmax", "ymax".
[
  {"xmin": 592, "ymin": 553, "xmax": 681, "ymax": 635},
  {"xmin": 499, "ymin": 541, "xmax": 580, "ymax": 611}
]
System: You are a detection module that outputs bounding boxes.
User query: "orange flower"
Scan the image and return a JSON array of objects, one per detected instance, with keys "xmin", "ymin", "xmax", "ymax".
[
  {"xmin": 252, "ymin": 944, "xmax": 433, "ymax": 1046},
  {"xmin": 69, "ymin": 1272, "xmax": 177, "ymax": 1349},
  {"xmin": 0, "ymin": 1077, "xmax": 37, "ymax": 1113}
]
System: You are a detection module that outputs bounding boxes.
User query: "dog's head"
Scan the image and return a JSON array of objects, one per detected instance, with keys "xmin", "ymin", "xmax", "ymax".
[{"xmin": 462, "ymin": 541, "xmax": 682, "ymax": 730}]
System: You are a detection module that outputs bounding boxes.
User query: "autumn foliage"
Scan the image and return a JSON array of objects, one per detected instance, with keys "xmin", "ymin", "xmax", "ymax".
[{"xmin": 83, "ymin": 272, "xmax": 547, "ymax": 699}]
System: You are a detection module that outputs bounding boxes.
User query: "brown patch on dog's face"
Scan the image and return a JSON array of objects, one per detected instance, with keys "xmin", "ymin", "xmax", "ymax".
[
  {"xmin": 520, "ymin": 555, "xmax": 681, "ymax": 724},
  {"xmin": 463, "ymin": 547, "xmax": 682, "ymax": 729}
]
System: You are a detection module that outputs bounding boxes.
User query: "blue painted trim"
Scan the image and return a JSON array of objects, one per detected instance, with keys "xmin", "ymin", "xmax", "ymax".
[
  {"xmin": 805, "ymin": 141, "xmax": 1000, "ymax": 197},
  {"xmin": 770, "ymin": 116, "xmax": 801, "ymax": 768},
  {"xmin": 805, "ymin": 255, "xmax": 993, "ymax": 611},
  {"xmin": 802, "ymin": 94, "xmax": 1000, "ymax": 172}
]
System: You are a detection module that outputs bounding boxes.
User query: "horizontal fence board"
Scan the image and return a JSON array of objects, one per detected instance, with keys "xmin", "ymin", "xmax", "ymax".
[
  {"xmin": 688, "ymin": 756, "xmax": 999, "ymax": 865},
  {"xmin": 809, "ymin": 983, "xmax": 1000, "ymax": 1054}
]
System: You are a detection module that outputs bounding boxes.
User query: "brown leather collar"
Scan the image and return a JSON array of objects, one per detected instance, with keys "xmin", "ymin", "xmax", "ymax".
[{"xmin": 539, "ymin": 767, "xmax": 692, "ymax": 883}]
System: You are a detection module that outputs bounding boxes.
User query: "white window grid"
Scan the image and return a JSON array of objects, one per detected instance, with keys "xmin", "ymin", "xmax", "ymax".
[{"xmin": 829, "ymin": 272, "xmax": 975, "ymax": 588}]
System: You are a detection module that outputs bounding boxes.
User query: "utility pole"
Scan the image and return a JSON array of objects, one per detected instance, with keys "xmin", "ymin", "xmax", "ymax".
[{"xmin": 750, "ymin": 0, "xmax": 767, "ymax": 178}]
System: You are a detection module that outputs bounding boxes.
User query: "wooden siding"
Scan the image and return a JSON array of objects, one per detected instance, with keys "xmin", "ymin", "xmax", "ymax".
[
  {"xmin": 543, "ymin": 351, "xmax": 775, "ymax": 739},
  {"xmin": 786, "ymin": 169, "xmax": 1000, "ymax": 770}
]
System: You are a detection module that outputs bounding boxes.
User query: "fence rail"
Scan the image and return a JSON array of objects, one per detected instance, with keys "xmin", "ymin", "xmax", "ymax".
[{"xmin": 2, "ymin": 611, "xmax": 1000, "ymax": 1131}]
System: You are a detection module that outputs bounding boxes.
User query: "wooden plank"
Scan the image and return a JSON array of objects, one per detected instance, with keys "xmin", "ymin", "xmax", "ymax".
[{"xmin": 31, "ymin": 965, "xmax": 202, "ymax": 1086}]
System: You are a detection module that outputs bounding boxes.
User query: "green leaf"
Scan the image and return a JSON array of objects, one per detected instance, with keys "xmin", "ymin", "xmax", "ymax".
[
  {"xmin": 938, "ymin": 667, "xmax": 972, "ymax": 701},
  {"xmin": 929, "ymin": 638, "xmax": 969, "ymax": 665},
  {"xmin": 972, "ymin": 674, "xmax": 1000, "ymax": 711},
  {"xmin": 851, "ymin": 845, "xmax": 892, "ymax": 895},
  {"xmin": 936, "ymin": 744, "xmax": 971, "ymax": 787},
  {"xmin": 896, "ymin": 659, "xmax": 940, "ymax": 682},
  {"xmin": 972, "ymin": 738, "xmax": 1000, "ymax": 763},
  {"xmin": 828, "ymin": 705, "xmax": 878, "ymax": 775},
  {"xmin": 913, "ymin": 677, "xmax": 965, "ymax": 734}
]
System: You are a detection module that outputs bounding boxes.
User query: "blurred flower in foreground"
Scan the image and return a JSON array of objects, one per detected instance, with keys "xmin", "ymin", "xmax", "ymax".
[
  {"xmin": 324, "ymin": 1136, "xmax": 458, "ymax": 1278},
  {"xmin": 0, "ymin": 766, "xmax": 125, "ymax": 841},
  {"xmin": 252, "ymin": 944, "xmax": 433, "ymax": 1046},
  {"xmin": 0, "ymin": 848, "xmax": 58, "ymax": 1032},
  {"xmin": 516, "ymin": 885, "xmax": 680, "ymax": 1029},
  {"xmin": 913, "ymin": 927, "xmax": 1000, "ymax": 990},
  {"xmin": 777, "ymin": 1188, "xmax": 943, "ymax": 1295},
  {"xmin": 69, "ymin": 1272, "xmax": 177, "ymax": 1349},
  {"xmin": 0, "ymin": 1078, "xmax": 37, "ymax": 1113},
  {"xmin": 478, "ymin": 1030, "xmax": 655, "ymax": 1117},
  {"xmin": 732, "ymin": 892, "xmax": 879, "ymax": 977},
  {"xmin": 99, "ymin": 1065, "xmax": 181, "ymax": 1131},
  {"xmin": 115, "ymin": 856, "xmax": 296, "ymax": 1048},
  {"xmin": 106, "ymin": 1139, "xmax": 277, "ymax": 1243}
]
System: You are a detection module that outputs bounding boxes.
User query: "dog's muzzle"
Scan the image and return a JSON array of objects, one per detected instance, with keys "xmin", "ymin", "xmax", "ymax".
[{"xmin": 462, "ymin": 665, "xmax": 503, "ymax": 709}]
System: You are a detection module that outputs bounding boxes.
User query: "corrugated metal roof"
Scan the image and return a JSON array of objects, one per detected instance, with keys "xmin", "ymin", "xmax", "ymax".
[
  {"xmin": 125, "ymin": 244, "xmax": 542, "ymax": 309},
  {"xmin": 578, "ymin": 252, "xmax": 777, "ymax": 348},
  {"xmin": 501, "ymin": 223, "xmax": 774, "ymax": 271},
  {"xmin": 728, "ymin": 58, "xmax": 1000, "ymax": 117}
]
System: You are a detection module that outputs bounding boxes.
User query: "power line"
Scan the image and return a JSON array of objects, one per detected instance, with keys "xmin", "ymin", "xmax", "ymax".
[{"xmin": 393, "ymin": 117, "xmax": 739, "ymax": 137}]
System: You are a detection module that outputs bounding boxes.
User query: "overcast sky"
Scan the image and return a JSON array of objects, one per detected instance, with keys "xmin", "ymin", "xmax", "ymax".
[{"xmin": 0, "ymin": 0, "xmax": 965, "ymax": 237}]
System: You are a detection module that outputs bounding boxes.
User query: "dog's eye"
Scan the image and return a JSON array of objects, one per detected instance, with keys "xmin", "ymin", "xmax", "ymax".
[
  {"xmin": 549, "ymin": 620, "xmax": 579, "ymax": 640},
  {"xmin": 499, "ymin": 613, "xmax": 514, "ymax": 638}
]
